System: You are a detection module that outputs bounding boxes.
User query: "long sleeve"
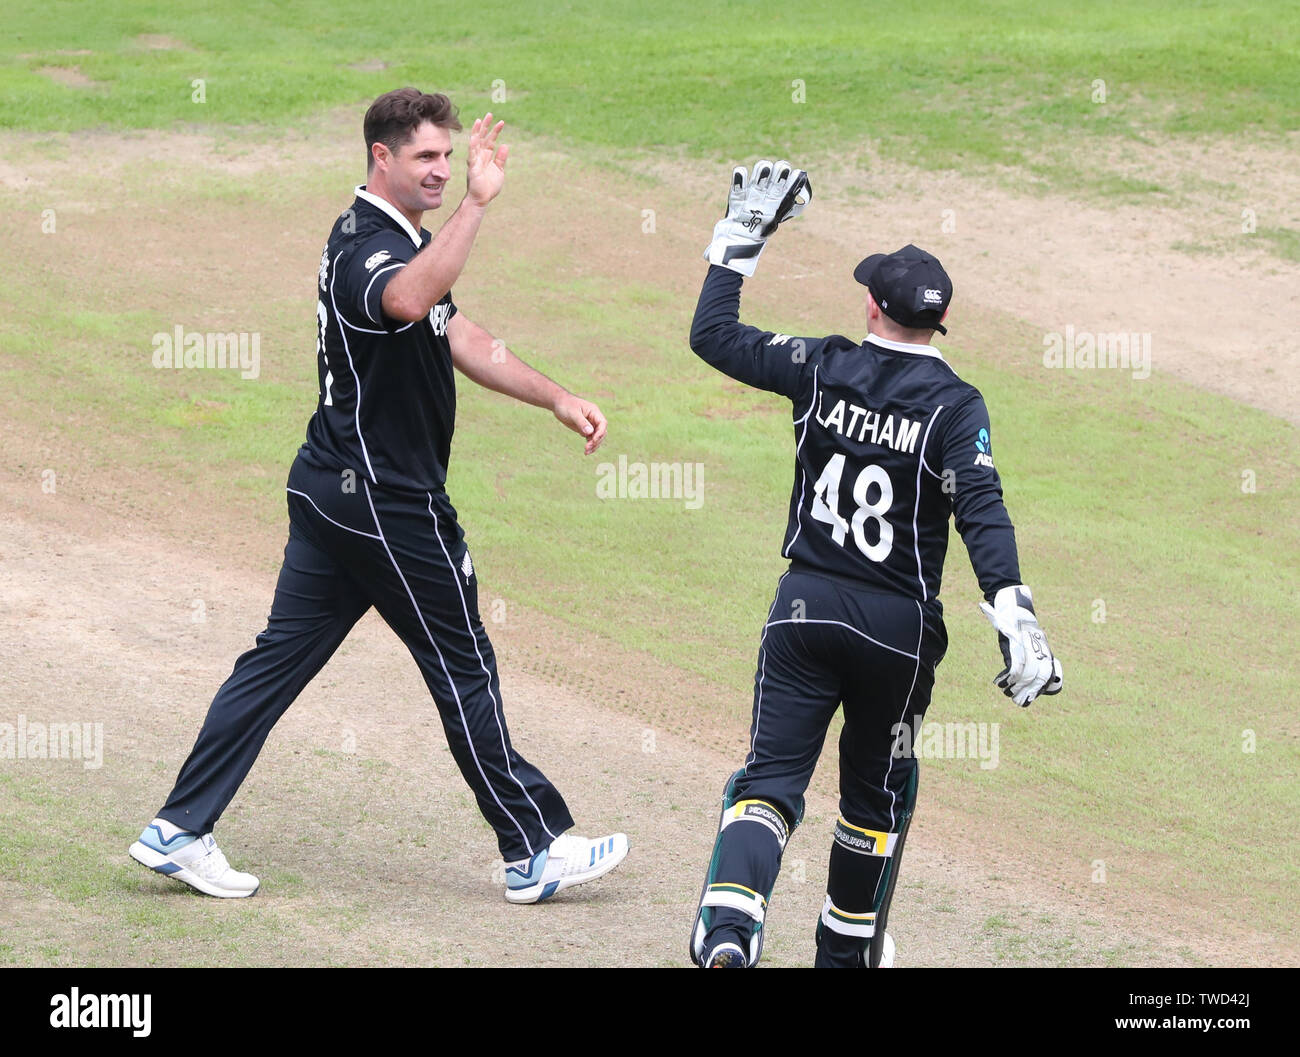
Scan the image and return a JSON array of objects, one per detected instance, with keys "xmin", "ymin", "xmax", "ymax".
[
  {"xmin": 689, "ymin": 265, "xmax": 815, "ymax": 399},
  {"xmin": 936, "ymin": 395, "xmax": 1022, "ymax": 600}
]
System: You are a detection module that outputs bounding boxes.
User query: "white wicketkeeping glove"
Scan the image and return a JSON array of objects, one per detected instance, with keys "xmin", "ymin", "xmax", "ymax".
[
  {"xmin": 979, "ymin": 585, "xmax": 1064, "ymax": 707},
  {"xmin": 703, "ymin": 159, "xmax": 812, "ymax": 277}
]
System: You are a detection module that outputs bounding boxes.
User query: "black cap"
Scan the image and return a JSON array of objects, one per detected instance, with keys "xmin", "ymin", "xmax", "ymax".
[{"xmin": 853, "ymin": 244, "xmax": 952, "ymax": 335}]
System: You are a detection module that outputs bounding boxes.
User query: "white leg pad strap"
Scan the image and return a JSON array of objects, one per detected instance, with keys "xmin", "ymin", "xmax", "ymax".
[
  {"xmin": 702, "ymin": 884, "xmax": 767, "ymax": 923},
  {"xmin": 820, "ymin": 894, "xmax": 877, "ymax": 938}
]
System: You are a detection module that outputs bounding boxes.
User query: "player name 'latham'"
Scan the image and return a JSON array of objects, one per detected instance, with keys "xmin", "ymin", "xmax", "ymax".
[{"xmin": 813, "ymin": 395, "xmax": 921, "ymax": 454}]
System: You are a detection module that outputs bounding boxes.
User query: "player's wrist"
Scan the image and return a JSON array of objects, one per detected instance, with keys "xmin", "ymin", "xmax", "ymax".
[
  {"xmin": 978, "ymin": 584, "xmax": 1062, "ymax": 706},
  {"xmin": 549, "ymin": 387, "xmax": 575, "ymax": 415}
]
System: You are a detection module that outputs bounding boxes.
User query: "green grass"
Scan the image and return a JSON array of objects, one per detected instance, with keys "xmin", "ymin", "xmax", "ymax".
[
  {"xmin": 1, "ymin": 0, "xmax": 1296, "ymax": 180},
  {"xmin": 1259, "ymin": 226, "xmax": 1300, "ymax": 262}
]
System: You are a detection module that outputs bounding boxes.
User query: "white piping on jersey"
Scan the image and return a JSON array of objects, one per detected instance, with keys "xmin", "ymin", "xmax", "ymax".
[
  {"xmin": 424, "ymin": 491, "xmax": 558, "ymax": 847},
  {"xmin": 354, "ymin": 185, "xmax": 422, "ymax": 248},
  {"xmin": 782, "ymin": 365, "xmax": 820, "ymax": 559},
  {"xmin": 337, "ymin": 315, "xmax": 415, "ymax": 336},
  {"xmin": 744, "ymin": 571, "xmax": 790, "ymax": 773},
  {"xmin": 327, "ymin": 258, "xmax": 378, "ymax": 483},
  {"xmin": 286, "ymin": 487, "xmax": 382, "ymax": 540},
  {"xmin": 912, "ymin": 405, "xmax": 945, "ymax": 601},
  {"xmin": 363, "ymin": 480, "xmax": 535, "ymax": 856},
  {"xmin": 763, "ymin": 618, "xmax": 919, "ymax": 661},
  {"xmin": 865, "ymin": 333, "xmax": 946, "ymax": 361},
  {"xmin": 361, "ymin": 262, "xmax": 405, "ymax": 324},
  {"xmin": 885, "ymin": 602, "xmax": 926, "ymax": 830},
  {"xmin": 793, "ymin": 364, "xmax": 820, "ymax": 428}
]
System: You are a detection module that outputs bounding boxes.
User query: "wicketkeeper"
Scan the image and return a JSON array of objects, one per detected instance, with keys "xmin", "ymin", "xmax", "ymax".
[{"xmin": 688, "ymin": 161, "xmax": 1063, "ymax": 968}]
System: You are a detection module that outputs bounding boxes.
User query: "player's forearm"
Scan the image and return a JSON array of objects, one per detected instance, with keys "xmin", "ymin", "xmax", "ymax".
[
  {"xmin": 690, "ymin": 265, "xmax": 779, "ymax": 384},
  {"xmin": 457, "ymin": 337, "xmax": 569, "ymax": 410},
  {"xmin": 956, "ymin": 495, "xmax": 1023, "ymax": 600},
  {"xmin": 383, "ymin": 200, "xmax": 487, "ymax": 321},
  {"xmin": 689, "ymin": 265, "xmax": 748, "ymax": 362},
  {"xmin": 689, "ymin": 264, "xmax": 813, "ymax": 398}
]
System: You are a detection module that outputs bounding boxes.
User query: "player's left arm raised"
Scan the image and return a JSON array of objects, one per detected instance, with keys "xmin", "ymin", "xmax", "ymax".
[
  {"xmin": 447, "ymin": 311, "xmax": 607, "ymax": 455},
  {"xmin": 691, "ymin": 160, "xmax": 821, "ymax": 399}
]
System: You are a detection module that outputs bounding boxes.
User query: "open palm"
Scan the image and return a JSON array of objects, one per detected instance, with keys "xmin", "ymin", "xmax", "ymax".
[{"xmin": 466, "ymin": 112, "xmax": 509, "ymax": 206}]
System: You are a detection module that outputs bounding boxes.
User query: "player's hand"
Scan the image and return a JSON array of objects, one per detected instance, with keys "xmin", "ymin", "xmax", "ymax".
[
  {"xmin": 466, "ymin": 113, "xmax": 509, "ymax": 207},
  {"xmin": 703, "ymin": 160, "xmax": 812, "ymax": 277},
  {"xmin": 979, "ymin": 584, "xmax": 1063, "ymax": 707},
  {"xmin": 553, "ymin": 394, "xmax": 607, "ymax": 455}
]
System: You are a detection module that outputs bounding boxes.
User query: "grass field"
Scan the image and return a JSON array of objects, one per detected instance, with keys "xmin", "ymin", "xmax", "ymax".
[
  {"xmin": 1, "ymin": 1, "xmax": 1297, "ymax": 966},
  {"xmin": 4, "ymin": 1, "xmax": 1297, "ymax": 172}
]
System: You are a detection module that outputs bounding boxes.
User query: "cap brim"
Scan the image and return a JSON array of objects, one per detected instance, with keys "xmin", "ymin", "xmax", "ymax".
[{"xmin": 853, "ymin": 253, "xmax": 887, "ymax": 287}]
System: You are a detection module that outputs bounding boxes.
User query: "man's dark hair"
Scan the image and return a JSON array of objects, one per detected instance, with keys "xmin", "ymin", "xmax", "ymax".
[{"xmin": 364, "ymin": 88, "xmax": 462, "ymax": 171}]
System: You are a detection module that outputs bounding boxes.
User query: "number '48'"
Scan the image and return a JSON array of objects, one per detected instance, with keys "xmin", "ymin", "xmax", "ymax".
[{"xmin": 809, "ymin": 453, "xmax": 894, "ymax": 561}]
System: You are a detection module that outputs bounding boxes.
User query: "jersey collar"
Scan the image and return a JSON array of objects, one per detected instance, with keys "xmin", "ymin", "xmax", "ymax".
[
  {"xmin": 865, "ymin": 333, "xmax": 947, "ymax": 361},
  {"xmin": 354, "ymin": 185, "xmax": 423, "ymax": 248}
]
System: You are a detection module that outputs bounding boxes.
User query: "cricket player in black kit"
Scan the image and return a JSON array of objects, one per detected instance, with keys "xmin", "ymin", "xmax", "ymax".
[
  {"xmin": 129, "ymin": 89, "xmax": 628, "ymax": 907},
  {"xmin": 688, "ymin": 162, "xmax": 1063, "ymax": 968}
]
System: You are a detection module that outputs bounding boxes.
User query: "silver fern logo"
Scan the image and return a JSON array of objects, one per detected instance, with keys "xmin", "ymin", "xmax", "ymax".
[{"xmin": 461, "ymin": 550, "xmax": 473, "ymax": 580}]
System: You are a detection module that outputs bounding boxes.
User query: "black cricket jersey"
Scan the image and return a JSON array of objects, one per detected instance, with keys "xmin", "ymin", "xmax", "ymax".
[
  {"xmin": 300, "ymin": 185, "xmax": 459, "ymax": 493},
  {"xmin": 690, "ymin": 265, "xmax": 1021, "ymax": 605}
]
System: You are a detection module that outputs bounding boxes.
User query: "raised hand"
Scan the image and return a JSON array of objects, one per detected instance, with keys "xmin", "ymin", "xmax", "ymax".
[
  {"xmin": 704, "ymin": 159, "xmax": 811, "ymax": 276},
  {"xmin": 466, "ymin": 113, "xmax": 509, "ymax": 207}
]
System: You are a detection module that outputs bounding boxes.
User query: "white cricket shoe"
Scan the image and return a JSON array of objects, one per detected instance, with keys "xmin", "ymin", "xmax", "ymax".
[
  {"xmin": 129, "ymin": 817, "xmax": 260, "ymax": 898},
  {"xmin": 504, "ymin": 831, "xmax": 628, "ymax": 904}
]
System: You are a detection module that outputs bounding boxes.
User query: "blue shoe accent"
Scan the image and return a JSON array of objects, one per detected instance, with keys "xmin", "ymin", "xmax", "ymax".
[
  {"xmin": 139, "ymin": 823, "xmax": 198, "ymax": 855},
  {"xmin": 589, "ymin": 846, "xmax": 596, "ymax": 867},
  {"xmin": 537, "ymin": 881, "xmax": 561, "ymax": 903},
  {"xmin": 505, "ymin": 849, "xmax": 548, "ymax": 889},
  {"xmin": 155, "ymin": 863, "xmax": 182, "ymax": 876}
]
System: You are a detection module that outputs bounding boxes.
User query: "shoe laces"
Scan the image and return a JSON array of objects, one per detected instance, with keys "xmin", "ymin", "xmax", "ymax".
[
  {"xmin": 547, "ymin": 833, "xmax": 593, "ymax": 877},
  {"xmin": 550, "ymin": 833, "xmax": 585, "ymax": 858},
  {"xmin": 191, "ymin": 840, "xmax": 233, "ymax": 881}
]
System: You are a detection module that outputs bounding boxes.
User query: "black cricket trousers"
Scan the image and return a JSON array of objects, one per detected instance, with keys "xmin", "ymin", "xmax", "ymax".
[
  {"xmin": 158, "ymin": 453, "xmax": 574, "ymax": 862},
  {"xmin": 735, "ymin": 567, "xmax": 949, "ymax": 830}
]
